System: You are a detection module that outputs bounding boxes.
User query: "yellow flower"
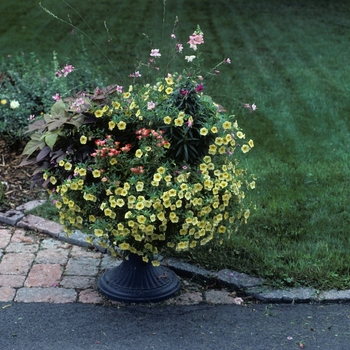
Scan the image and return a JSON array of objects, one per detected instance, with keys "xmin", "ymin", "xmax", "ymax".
[
  {"xmin": 165, "ymin": 77, "xmax": 173, "ymax": 85},
  {"xmin": 49, "ymin": 176, "xmax": 57, "ymax": 185},
  {"xmin": 218, "ymin": 225, "xmax": 227, "ymax": 233},
  {"xmin": 200, "ymin": 128, "xmax": 208, "ymax": 136},
  {"xmin": 55, "ymin": 201, "xmax": 62, "ymax": 209},
  {"xmin": 64, "ymin": 162, "xmax": 72, "ymax": 171},
  {"xmin": 117, "ymin": 121, "xmax": 126, "ymax": 130},
  {"xmin": 222, "ymin": 121, "xmax": 232, "ymax": 130},
  {"xmin": 157, "ymin": 212, "xmax": 165, "ymax": 221},
  {"xmin": 108, "ymin": 121, "xmax": 116, "ymax": 130},
  {"xmin": 94, "ymin": 229, "xmax": 104, "ymax": 237},
  {"xmin": 78, "ymin": 168, "xmax": 87, "ymax": 176},
  {"xmin": 1, "ymin": 99, "xmax": 7, "ymax": 105},
  {"xmin": 137, "ymin": 215, "xmax": 146, "ymax": 224},
  {"xmin": 219, "ymin": 146, "xmax": 226, "ymax": 154},
  {"xmin": 174, "ymin": 117, "xmax": 183, "ymax": 126},
  {"xmin": 136, "ymin": 181, "xmax": 144, "ymax": 192},
  {"xmin": 80, "ymin": 135, "xmax": 87, "ymax": 144},
  {"xmin": 116, "ymin": 198, "xmax": 125, "ymax": 207},
  {"xmin": 135, "ymin": 202, "xmax": 144, "ymax": 210},
  {"xmin": 237, "ymin": 131, "xmax": 245, "ymax": 139},
  {"xmin": 208, "ymin": 144, "xmax": 217, "ymax": 155},
  {"xmin": 112, "ymin": 101, "xmax": 120, "ymax": 109},
  {"xmin": 248, "ymin": 139, "xmax": 254, "ymax": 147},
  {"xmin": 135, "ymin": 149, "xmax": 143, "ymax": 158},
  {"xmin": 92, "ymin": 169, "xmax": 101, "ymax": 178},
  {"xmin": 215, "ymin": 137, "xmax": 224, "ymax": 146},
  {"xmin": 123, "ymin": 92, "xmax": 131, "ymax": 99},
  {"xmin": 94, "ymin": 109, "xmax": 104, "ymax": 118},
  {"xmin": 163, "ymin": 115, "xmax": 172, "ymax": 125},
  {"xmin": 119, "ymin": 242, "xmax": 130, "ymax": 250},
  {"xmin": 176, "ymin": 241, "xmax": 189, "ymax": 251},
  {"xmin": 241, "ymin": 144, "xmax": 250, "ymax": 153},
  {"xmin": 211, "ymin": 126, "xmax": 218, "ymax": 133},
  {"xmin": 152, "ymin": 260, "xmax": 160, "ymax": 267},
  {"xmin": 165, "ymin": 87, "xmax": 173, "ymax": 95}
]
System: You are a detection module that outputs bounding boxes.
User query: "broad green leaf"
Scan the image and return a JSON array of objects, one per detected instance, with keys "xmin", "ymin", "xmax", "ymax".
[{"xmin": 45, "ymin": 132, "xmax": 59, "ymax": 149}]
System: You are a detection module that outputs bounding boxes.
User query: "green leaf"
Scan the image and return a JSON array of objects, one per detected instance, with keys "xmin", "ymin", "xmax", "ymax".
[
  {"xmin": 44, "ymin": 132, "xmax": 59, "ymax": 149},
  {"xmin": 51, "ymin": 100, "xmax": 68, "ymax": 119},
  {"xmin": 21, "ymin": 134, "xmax": 46, "ymax": 156}
]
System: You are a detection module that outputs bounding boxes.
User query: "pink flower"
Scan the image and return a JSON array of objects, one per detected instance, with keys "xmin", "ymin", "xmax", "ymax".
[
  {"xmin": 188, "ymin": 33, "xmax": 204, "ymax": 50},
  {"xmin": 28, "ymin": 114, "xmax": 35, "ymax": 121},
  {"xmin": 55, "ymin": 70, "xmax": 62, "ymax": 77},
  {"xmin": 171, "ymin": 33, "xmax": 176, "ymax": 39},
  {"xmin": 225, "ymin": 58, "xmax": 231, "ymax": 64},
  {"xmin": 176, "ymin": 43, "xmax": 183, "ymax": 52},
  {"xmin": 150, "ymin": 49, "xmax": 161, "ymax": 57},
  {"xmin": 116, "ymin": 85, "xmax": 123, "ymax": 93},
  {"xmin": 147, "ymin": 101, "xmax": 155, "ymax": 110},
  {"xmin": 52, "ymin": 93, "xmax": 60, "ymax": 101},
  {"xmin": 180, "ymin": 89, "xmax": 189, "ymax": 96},
  {"xmin": 62, "ymin": 64, "xmax": 74, "ymax": 77},
  {"xmin": 244, "ymin": 103, "xmax": 258, "ymax": 113}
]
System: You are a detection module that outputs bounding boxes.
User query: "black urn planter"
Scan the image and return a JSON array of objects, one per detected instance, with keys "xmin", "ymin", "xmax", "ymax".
[{"xmin": 98, "ymin": 253, "xmax": 181, "ymax": 303}]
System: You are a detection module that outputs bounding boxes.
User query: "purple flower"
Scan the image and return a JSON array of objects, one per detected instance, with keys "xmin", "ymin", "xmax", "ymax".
[{"xmin": 195, "ymin": 84, "xmax": 204, "ymax": 93}]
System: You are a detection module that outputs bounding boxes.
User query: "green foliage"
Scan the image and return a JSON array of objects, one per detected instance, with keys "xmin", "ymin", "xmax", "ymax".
[{"xmin": 0, "ymin": 50, "xmax": 105, "ymax": 149}]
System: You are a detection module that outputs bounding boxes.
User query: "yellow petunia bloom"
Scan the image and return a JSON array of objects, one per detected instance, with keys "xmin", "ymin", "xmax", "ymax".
[
  {"xmin": 94, "ymin": 229, "xmax": 104, "ymax": 237},
  {"xmin": 108, "ymin": 121, "xmax": 116, "ymax": 130},
  {"xmin": 117, "ymin": 121, "xmax": 126, "ymax": 130},
  {"xmin": 200, "ymin": 128, "xmax": 208, "ymax": 136},
  {"xmin": 241, "ymin": 144, "xmax": 250, "ymax": 153},
  {"xmin": 174, "ymin": 117, "xmax": 183, "ymax": 126},
  {"xmin": 135, "ymin": 149, "xmax": 143, "ymax": 158},
  {"xmin": 164, "ymin": 116, "xmax": 172, "ymax": 124},
  {"xmin": 64, "ymin": 162, "xmax": 72, "ymax": 171},
  {"xmin": 80, "ymin": 135, "xmax": 87, "ymax": 144},
  {"xmin": 94, "ymin": 109, "xmax": 104, "ymax": 118},
  {"xmin": 222, "ymin": 121, "xmax": 232, "ymax": 130},
  {"xmin": 165, "ymin": 87, "xmax": 173, "ymax": 95},
  {"xmin": 92, "ymin": 169, "xmax": 101, "ymax": 178}
]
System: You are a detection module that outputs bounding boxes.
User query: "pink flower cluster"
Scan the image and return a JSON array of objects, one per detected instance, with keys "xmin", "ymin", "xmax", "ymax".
[
  {"xmin": 56, "ymin": 64, "xmax": 74, "ymax": 77},
  {"xmin": 187, "ymin": 31, "xmax": 204, "ymax": 51},
  {"xmin": 91, "ymin": 138, "xmax": 132, "ymax": 158}
]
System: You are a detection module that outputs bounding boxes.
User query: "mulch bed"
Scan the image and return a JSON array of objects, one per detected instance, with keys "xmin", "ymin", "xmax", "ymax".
[{"xmin": 0, "ymin": 139, "xmax": 47, "ymax": 212}]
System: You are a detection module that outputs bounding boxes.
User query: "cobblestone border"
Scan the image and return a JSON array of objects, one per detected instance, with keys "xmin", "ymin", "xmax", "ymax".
[{"xmin": 1, "ymin": 200, "xmax": 350, "ymax": 304}]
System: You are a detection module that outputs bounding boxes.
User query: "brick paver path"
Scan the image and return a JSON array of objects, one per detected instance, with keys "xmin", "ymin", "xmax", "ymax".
[{"xmin": 0, "ymin": 226, "xmax": 239, "ymax": 305}]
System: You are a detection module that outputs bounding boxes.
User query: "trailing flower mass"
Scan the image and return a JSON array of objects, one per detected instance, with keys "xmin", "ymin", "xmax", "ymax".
[{"xmin": 21, "ymin": 23, "xmax": 256, "ymax": 264}]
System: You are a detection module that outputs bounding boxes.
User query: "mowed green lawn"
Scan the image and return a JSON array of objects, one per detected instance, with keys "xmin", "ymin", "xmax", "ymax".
[{"xmin": 1, "ymin": 0, "xmax": 350, "ymax": 289}]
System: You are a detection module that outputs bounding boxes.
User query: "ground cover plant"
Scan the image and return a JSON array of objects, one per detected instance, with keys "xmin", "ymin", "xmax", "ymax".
[{"xmin": 1, "ymin": 0, "xmax": 350, "ymax": 290}]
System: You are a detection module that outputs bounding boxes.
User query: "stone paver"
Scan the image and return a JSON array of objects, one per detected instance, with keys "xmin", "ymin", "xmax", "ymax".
[
  {"xmin": 60, "ymin": 276, "xmax": 96, "ymax": 289},
  {"xmin": 70, "ymin": 245, "xmax": 102, "ymax": 258},
  {"xmin": 78, "ymin": 289, "xmax": 103, "ymax": 304},
  {"xmin": 15, "ymin": 287, "xmax": 77, "ymax": 303},
  {"xmin": 0, "ymin": 274, "xmax": 25, "ymax": 288},
  {"xmin": 5, "ymin": 242, "xmax": 39, "ymax": 254},
  {"xmin": 25, "ymin": 264, "xmax": 62, "ymax": 288},
  {"xmin": 0, "ymin": 253, "xmax": 34, "ymax": 275},
  {"xmin": 64, "ymin": 257, "xmax": 100, "ymax": 276},
  {"xmin": 35, "ymin": 247, "xmax": 70, "ymax": 264},
  {"xmin": 0, "ymin": 286, "xmax": 17, "ymax": 302},
  {"xmin": 0, "ymin": 228, "xmax": 12, "ymax": 248}
]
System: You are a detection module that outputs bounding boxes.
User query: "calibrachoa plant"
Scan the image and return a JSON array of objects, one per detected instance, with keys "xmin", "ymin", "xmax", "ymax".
[{"xmin": 22, "ymin": 24, "xmax": 256, "ymax": 264}]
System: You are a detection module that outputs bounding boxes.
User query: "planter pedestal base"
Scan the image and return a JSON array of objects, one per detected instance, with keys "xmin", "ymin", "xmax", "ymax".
[{"xmin": 98, "ymin": 254, "xmax": 181, "ymax": 303}]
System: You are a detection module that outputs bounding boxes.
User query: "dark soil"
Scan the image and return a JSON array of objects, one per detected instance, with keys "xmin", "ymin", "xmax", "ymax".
[{"xmin": 0, "ymin": 139, "xmax": 47, "ymax": 212}]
